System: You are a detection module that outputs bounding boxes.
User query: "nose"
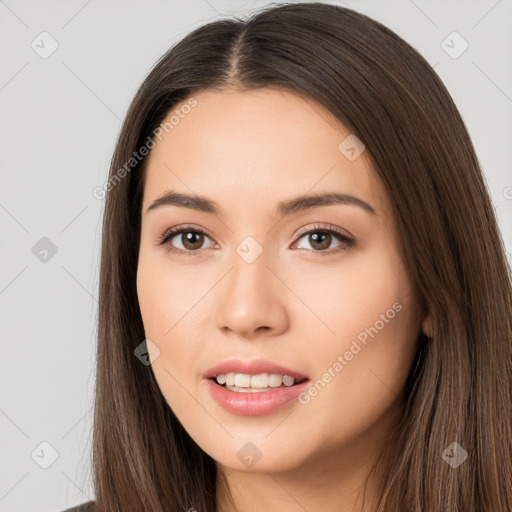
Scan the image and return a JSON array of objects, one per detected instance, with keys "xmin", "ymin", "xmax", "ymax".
[{"xmin": 214, "ymin": 246, "xmax": 289, "ymax": 340}]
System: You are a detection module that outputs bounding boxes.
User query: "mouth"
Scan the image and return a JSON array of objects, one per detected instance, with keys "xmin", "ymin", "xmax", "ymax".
[
  {"xmin": 204, "ymin": 370, "xmax": 311, "ymax": 416},
  {"xmin": 209, "ymin": 373, "xmax": 309, "ymax": 393},
  {"xmin": 203, "ymin": 358, "xmax": 309, "ymax": 393}
]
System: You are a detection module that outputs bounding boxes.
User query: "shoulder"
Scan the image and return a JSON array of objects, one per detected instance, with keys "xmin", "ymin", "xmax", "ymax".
[{"xmin": 60, "ymin": 501, "xmax": 96, "ymax": 512}]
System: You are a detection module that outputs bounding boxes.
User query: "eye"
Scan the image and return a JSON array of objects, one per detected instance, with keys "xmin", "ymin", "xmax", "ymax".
[
  {"xmin": 292, "ymin": 224, "xmax": 356, "ymax": 256},
  {"xmin": 158, "ymin": 223, "xmax": 355, "ymax": 257},
  {"xmin": 158, "ymin": 225, "xmax": 216, "ymax": 256}
]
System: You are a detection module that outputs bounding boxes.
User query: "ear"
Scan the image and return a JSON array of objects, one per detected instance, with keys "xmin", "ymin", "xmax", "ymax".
[{"xmin": 421, "ymin": 313, "xmax": 433, "ymax": 339}]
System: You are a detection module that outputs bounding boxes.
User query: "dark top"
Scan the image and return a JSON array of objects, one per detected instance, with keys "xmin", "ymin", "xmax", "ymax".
[{"xmin": 61, "ymin": 501, "xmax": 95, "ymax": 512}]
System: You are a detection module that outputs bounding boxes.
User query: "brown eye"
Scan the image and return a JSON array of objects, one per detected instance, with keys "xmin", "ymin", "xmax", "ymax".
[
  {"xmin": 293, "ymin": 224, "xmax": 356, "ymax": 256},
  {"xmin": 180, "ymin": 231, "xmax": 205, "ymax": 250},
  {"xmin": 160, "ymin": 226, "xmax": 216, "ymax": 255},
  {"xmin": 307, "ymin": 232, "xmax": 332, "ymax": 250}
]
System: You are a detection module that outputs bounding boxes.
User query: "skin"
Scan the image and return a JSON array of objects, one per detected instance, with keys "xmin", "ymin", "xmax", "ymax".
[{"xmin": 136, "ymin": 87, "xmax": 432, "ymax": 512}]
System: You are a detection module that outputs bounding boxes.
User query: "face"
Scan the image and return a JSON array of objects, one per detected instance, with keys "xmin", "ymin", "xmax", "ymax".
[{"xmin": 136, "ymin": 87, "xmax": 424, "ymax": 473}]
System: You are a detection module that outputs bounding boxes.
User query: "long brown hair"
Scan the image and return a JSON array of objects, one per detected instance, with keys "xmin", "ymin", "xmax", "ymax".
[{"xmin": 91, "ymin": 2, "xmax": 512, "ymax": 510}]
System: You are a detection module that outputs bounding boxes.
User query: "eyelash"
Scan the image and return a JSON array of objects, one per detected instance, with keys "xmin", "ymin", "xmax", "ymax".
[{"xmin": 158, "ymin": 223, "xmax": 356, "ymax": 258}]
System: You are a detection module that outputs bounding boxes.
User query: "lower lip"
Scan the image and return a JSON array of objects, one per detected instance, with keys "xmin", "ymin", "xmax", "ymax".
[{"xmin": 204, "ymin": 378, "xmax": 310, "ymax": 416}]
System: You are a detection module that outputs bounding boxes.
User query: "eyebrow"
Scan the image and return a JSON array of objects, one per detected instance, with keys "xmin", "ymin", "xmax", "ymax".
[{"xmin": 146, "ymin": 190, "xmax": 377, "ymax": 217}]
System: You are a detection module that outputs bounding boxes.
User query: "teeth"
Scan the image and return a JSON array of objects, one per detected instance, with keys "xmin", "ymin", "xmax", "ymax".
[
  {"xmin": 250, "ymin": 373, "xmax": 268, "ymax": 388},
  {"xmin": 234, "ymin": 374, "xmax": 251, "ymax": 387},
  {"xmin": 214, "ymin": 372, "xmax": 298, "ymax": 389},
  {"xmin": 282, "ymin": 375, "xmax": 295, "ymax": 386}
]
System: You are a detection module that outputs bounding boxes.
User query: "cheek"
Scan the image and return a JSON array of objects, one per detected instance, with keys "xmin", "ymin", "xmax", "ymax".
[
  {"xmin": 298, "ymin": 305, "xmax": 417, "ymax": 450},
  {"xmin": 136, "ymin": 248, "xmax": 204, "ymax": 338},
  {"xmin": 136, "ymin": 249, "xmax": 211, "ymax": 409},
  {"xmin": 286, "ymin": 243, "xmax": 411, "ymax": 343},
  {"xmin": 292, "ymin": 247, "xmax": 418, "ymax": 429},
  {"xmin": 137, "ymin": 253, "xmax": 192, "ymax": 385}
]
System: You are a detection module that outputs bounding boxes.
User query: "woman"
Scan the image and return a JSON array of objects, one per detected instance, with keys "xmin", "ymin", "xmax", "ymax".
[{"xmin": 63, "ymin": 2, "xmax": 512, "ymax": 511}]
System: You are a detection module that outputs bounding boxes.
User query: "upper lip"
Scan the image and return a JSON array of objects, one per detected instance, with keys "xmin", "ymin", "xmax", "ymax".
[{"xmin": 204, "ymin": 359, "xmax": 309, "ymax": 381}]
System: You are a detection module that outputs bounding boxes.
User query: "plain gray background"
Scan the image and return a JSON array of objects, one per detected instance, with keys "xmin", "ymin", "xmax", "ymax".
[{"xmin": 1, "ymin": 0, "xmax": 511, "ymax": 510}]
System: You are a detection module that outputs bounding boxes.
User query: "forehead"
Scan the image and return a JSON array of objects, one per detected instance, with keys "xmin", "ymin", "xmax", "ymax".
[{"xmin": 142, "ymin": 88, "xmax": 386, "ymax": 218}]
